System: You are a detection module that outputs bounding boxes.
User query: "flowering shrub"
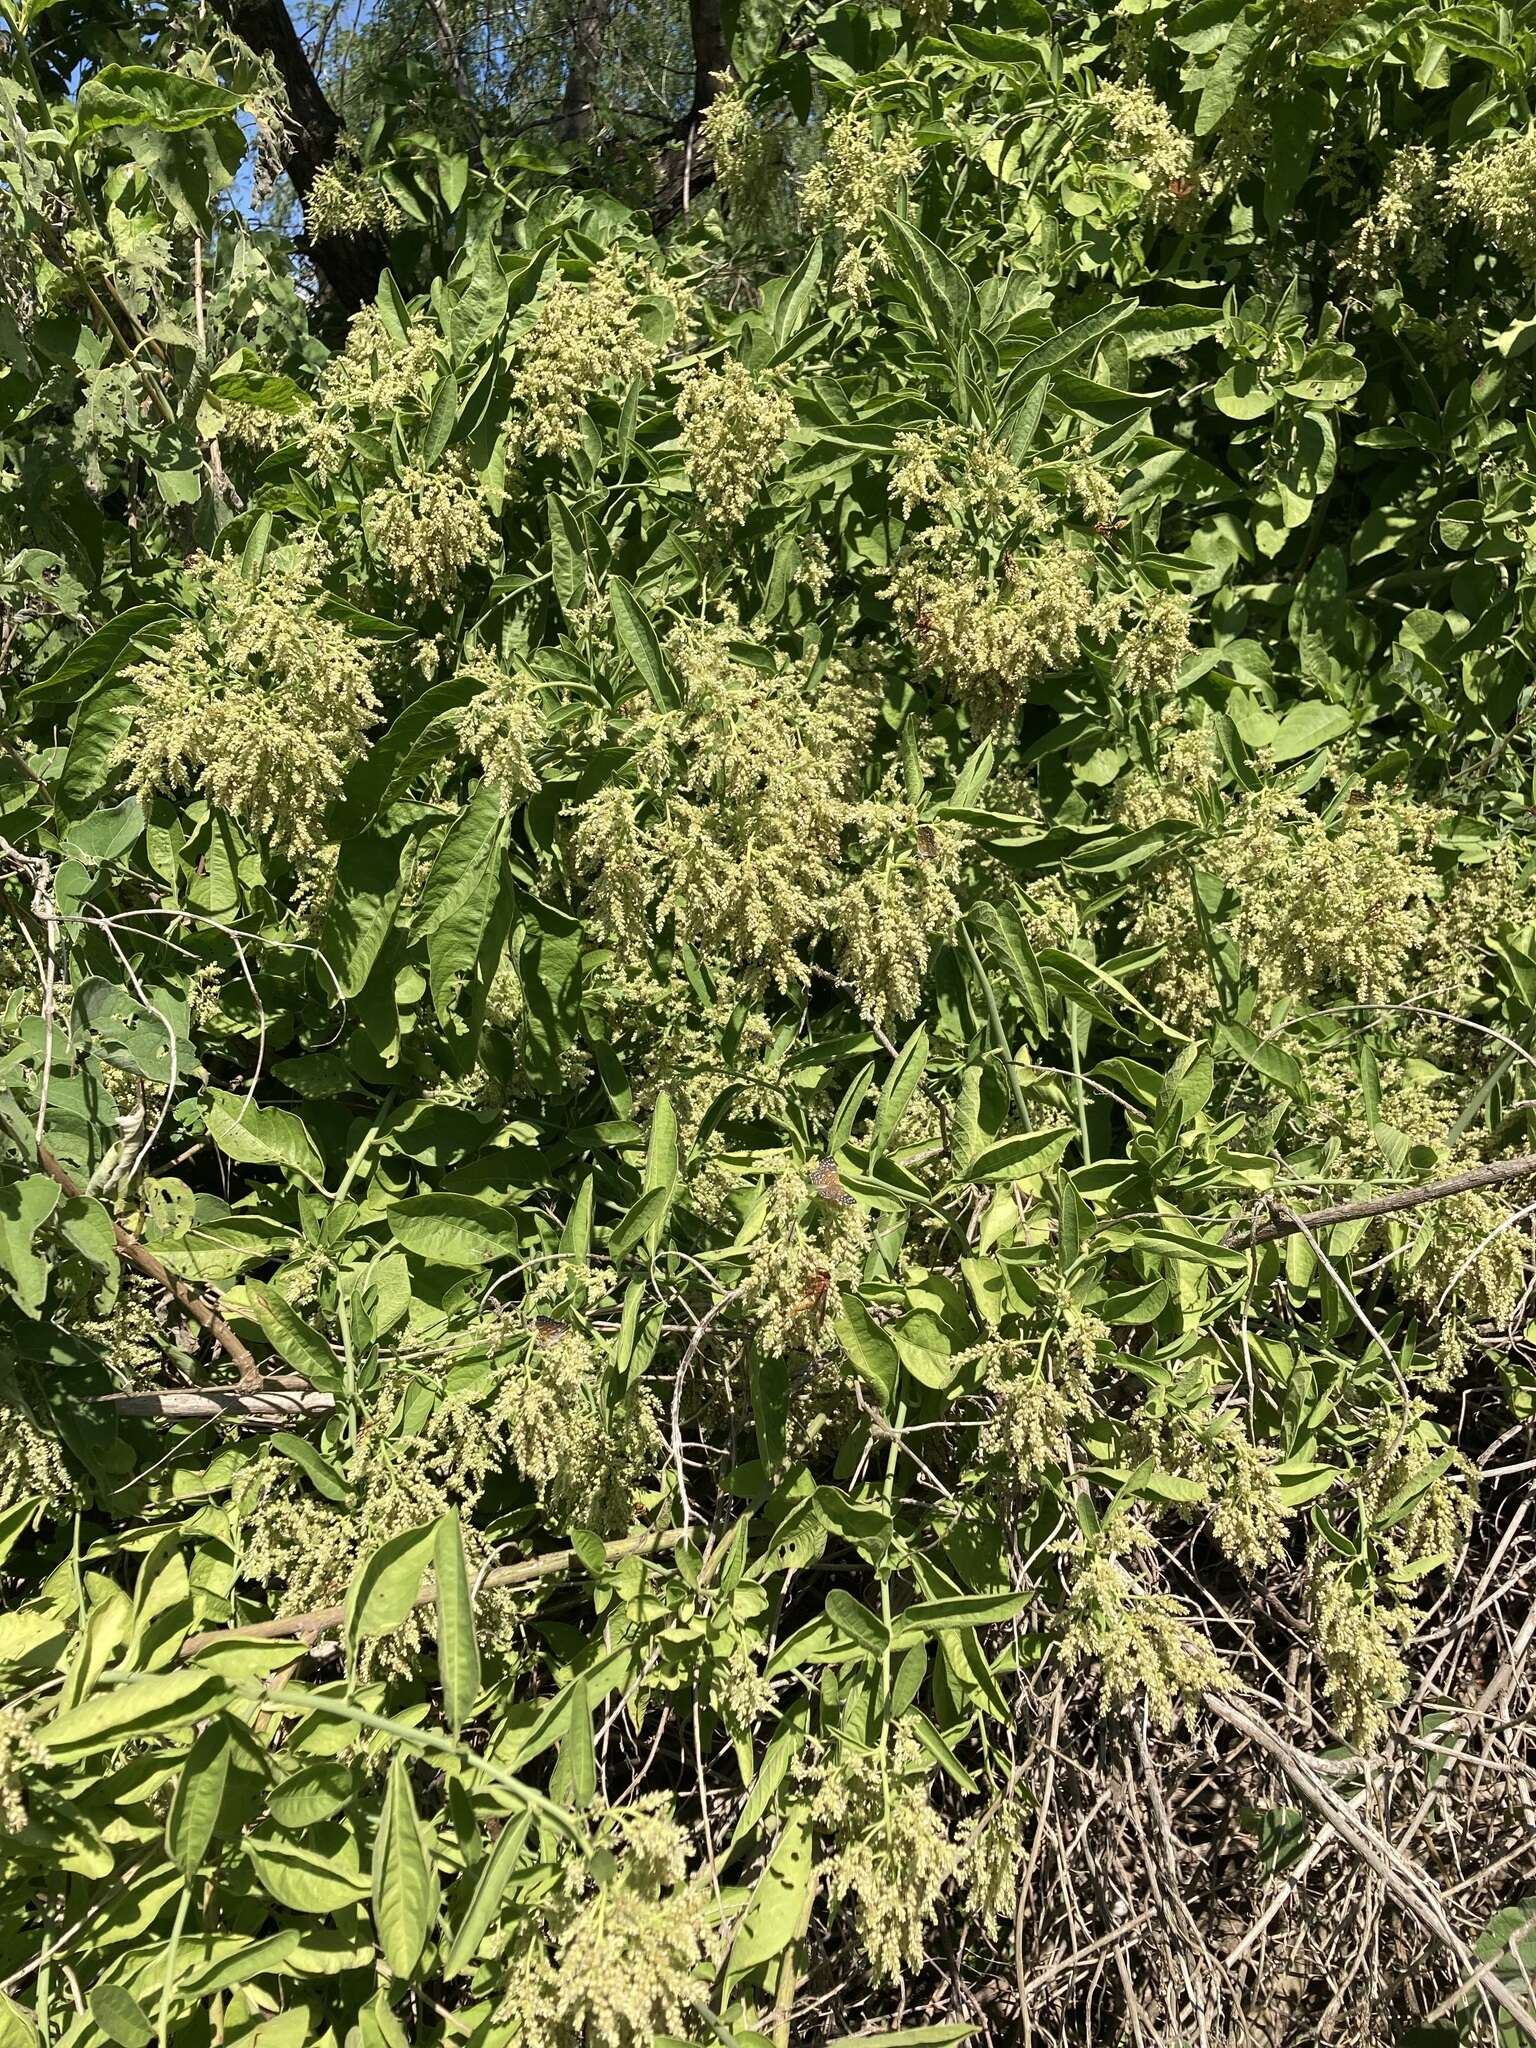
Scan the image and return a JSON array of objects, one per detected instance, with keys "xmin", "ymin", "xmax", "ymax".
[{"xmin": 4, "ymin": 2, "xmax": 1536, "ymax": 2044}]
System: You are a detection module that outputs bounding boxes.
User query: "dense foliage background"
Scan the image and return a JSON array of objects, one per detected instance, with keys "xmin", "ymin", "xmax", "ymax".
[{"xmin": 5, "ymin": 0, "xmax": 1536, "ymax": 2040}]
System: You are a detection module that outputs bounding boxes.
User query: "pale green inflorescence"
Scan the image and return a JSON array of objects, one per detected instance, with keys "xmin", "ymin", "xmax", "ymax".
[
  {"xmin": 1060, "ymin": 1523, "xmax": 1229, "ymax": 1732},
  {"xmin": 303, "ymin": 151, "xmax": 405, "ymax": 241},
  {"xmin": 800, "ymin": 110, "xmax": 923, "ymax": 302},
  {"xmin": 814, "ymin": 1730, "xmax": 961, "ymax": 1982},
  {"xmin": 674, "ymin": 358, "xmax": 795, "ymax": 526},
  {"xmin": 119, "ymin": 543, "xmax": 379, "ymax": 857},
  {"xmin": 1338, "ymin": 144, "xmax": 1443, "ymax": 295},
  {"xmin": 701, "ymin": 80, "xmax": 784, "ymax": 231},
  {"xmin": 366, "ymin": 460, "xmax": 496, "ymax": 605},
  {"xmin": 1117, "ymin": 590, "xmax": 1196, "ymax": 696},
  {"xmin": 570, "ymin": 619, "xmax": 876, "ymax": 991},
  {"xmin": 0, "ymin": 1707, "xmax": 47, "ymax": 1833},
  {"xmin": 1309, "ymin": 1557, "xmax": 1412, "ymax": 1748},
  {"xmin": 1445, "ymin": 130, "xmax": 1536, "ymax": 276},
  {"xmin": 512, "ymin": 249, "xmax": 692, "ymax": 460},
  {"xmin": 890, "ymin": 536, "xmax": 1107, "ymax": 729},
  {"xmin": 499, "ymin": 1800, "xmax": 709, "ymax": 2048},
  {"xmin": 834, "ymin": 801, "xmax": 968, "ymax": 1030},
  {"xmin": 450, "ymin": 653, "xmax": 547, "ymax": 801},
  {"xmin": 743, "ymin": 1167, "xmax": 873, "ymax": 1358},
  {"xmin": 1096, "ymin": 82, "xmax": 1196, "ymax": 220}
]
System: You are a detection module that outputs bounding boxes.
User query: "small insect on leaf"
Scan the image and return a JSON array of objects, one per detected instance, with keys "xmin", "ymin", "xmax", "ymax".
[{"xmin": 809, "ymin": 1156, "xmax": 855, "ymax": 1209}]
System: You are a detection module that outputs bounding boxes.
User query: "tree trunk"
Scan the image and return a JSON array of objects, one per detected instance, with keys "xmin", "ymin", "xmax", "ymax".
[
  {"xmin": 688, "ymin": 0, "xmax": 730, "ymax": 116},
  {"xmin": 558, "ymin": 0, "xmax": 608, "ymax": 142},
  {"xmin": 213, "ymin": 0, "xmax": 387, "ymax": 315}
]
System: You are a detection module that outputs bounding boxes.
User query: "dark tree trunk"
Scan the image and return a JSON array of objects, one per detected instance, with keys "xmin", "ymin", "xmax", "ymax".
[
  {"xmin": 558, "ymin": 0, "xmax": 608, "ymax": 142},
  {"xmin": 213, "ymin": 0, "xmax": 387, "ymax": 315},
  {"xmin": 688, "ymin": 0, "xmax": 729, "ymax": 116}
]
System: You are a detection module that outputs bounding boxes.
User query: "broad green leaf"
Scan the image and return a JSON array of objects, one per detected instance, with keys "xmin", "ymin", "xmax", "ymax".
[
  {"xmin": 870, "ymin": 1025, "xmax": 928, "ymax": 1165},
  {"xmin": 441, "ymin": 1811, "xmax": 531, "ymax": 1975},
  {"xmin": 42, "ymin": 1670, "xmax": 228, "ymax": 1760},
  {"xmin": 372, "ymin": 1757, "xmax": 437, "ymax": 1979},
  {"xmin": 87, "ymin": 1986, "xmax": 152, "ymax": 2048},
  {"xmin": 204, "ymin": 1091, "xmax": 326, "ymax": 1191},
  {"xmin": 247, "ymin": 1280, "xmax": 344, "ymax": 1393},
  {"xmin": 433, "ymin": 1511, "xmax": 480, "ymax": 1735},
  {"xmin": 77, "ymin": 64, "xmax": 239, "ymax": 134},
  {"xmin": 728, "ymin": 1807, "xmax": 813, "ymax": 1974},
  {"xmin": 388, "ymin": 1195, "xmax": 520, "ymax": 1266},
  {"xmin": 609, "ymin": 578, "xmax": 674, "ymax": 708},
  {"xmin": 345, "ymin": 1521, "xmax": 437, "ymax": 1658},
  {"xmin": 167, "ymin": 1719, "xmax": 232, "ymax": 1875},
  {"xmin": 0, "ymin": 1174, "xmax": 60, "ymax": 1318},
  {"xmin": 834, "ymin": 1294, "xmax": 900, "ymax": 1409},
  {"xmin": 422, "ymin": 368, "xmax": 459, "ymax": 469}
]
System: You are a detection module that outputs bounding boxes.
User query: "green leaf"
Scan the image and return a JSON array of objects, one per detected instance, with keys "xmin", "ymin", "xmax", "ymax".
[
  {"xmin": 77, "ymin": 64, "xmax": 240, "ymax": 134},
  {"xmin": 897, "ymin": 1591, "xmax": 1030, "ymax": 1637},
  {"xmin": 728, "ymin": 1807, "xmax": 813, "ymax": 1974},
  {"xmin": 167, "ymin": 1719, "xmax": 232, "ymax": 1876},
  {"xmin": 547, "ymin": 495, "xmax": 587, "ymax": 617},
  {"xmin": 87, "ymin": 1986, "xmax": 152, "ymax": 2048},
  {"xmin": 422, "ymin": 369, "xmax": 459, "ymax": 469},
  {"xmin": 0, "ymin": 1174, "xmax": 60, "ymax": 1318},
  {"xmin": 834, "ymin": 1294, "xmax": 900, "ymax": 1409},
  {"xmin": 388, "ymin": 1195, "xmax": 520, "ymax": 1267},
  {"xmin": 441, "ymin": 1811, "xmax": 530, "ymax": 1975},
  {"xmin": 771, "ymin": 238, "xmax": 824, "ymax": 345},
  {"xmin": 42, "ymin": 1670, "xmax": 228, "ymax": 1760},
  {"xmin": 204, "ymin": 1091, "xmax": 326, "ymax": 1191},
  {"xmin": 966, "ymin": 1127, "xmax": 1073, "ymax": 1184},
  {"xmin": 552, "ymin": 1677, "xmax": 596, "ymax": 1809},
  {"xmin": 870, "ymin": 1025, "xmax": 928, "ymax": 1165},
  {"xmin": 825, "ymin": 1589, "xmax": 889, "ymax": 1655},
  {"xmin": 209, "ymin": 366, "xmax": 308, "ymax": 414},
  {"xmin": 433, "ymin": 1511, "xmax": 480, "ymax": 1735},
  {"xmin": 608, "ymin": 1184, "xmax": 670, "ymax": 1257},
  {"xmin": 1194, "ymin": 16, "xmax": 1258, "ymax": 134},
  {"xmin": 345, "ymin": 1522, "xmax": 438, "ymax": 1658},
  {"xmin": 413, "ymin": 785, "xmax": 509, "ymax": 940},
  {"xmin": 640, "ymin": 1091, "xmax": 679, "ymax": 1252},
  {"xmin": 372, "ymin": 1756, "xmax": 437, "ymax": 1979},
  {"xmin": 609, "ymin": 578, "xmax": 674, "ymax": 707},
  {"xmin": 247, "ymin": 1280, "xmax": 344, "ymax": 1393}
]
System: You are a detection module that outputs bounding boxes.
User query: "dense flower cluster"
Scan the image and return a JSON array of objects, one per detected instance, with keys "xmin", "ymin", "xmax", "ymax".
[
  {"xmin": 304, "ymin": 155, "xmax": 404, "ymax": 240},
  {"xmin": 1310, "ymin": 1558, "xmax": 1412, "ymax": 1748},
  {"xmin": 366, "ymin": 460, "xmax": 496, "ymax": 604},
  {"xmin": 1096, "ymin": 83, "xmax": 1196, "ymax": 220},
  {"xmin": 1125, "ymin": 791, "xmax": 1451, "ymax": 1027},
  {"xmin": 1118, "ymin": 591, "xmax": 1195, "ymax": 696},
  {"xmin": 1060, "ymin": 1525, "xmax": 1228, "ymax": 1731},
  {"xmin": 512, "ymin": 250, "xmax": 691, "ymax": 459},
  {"xmin": 500, "ymin": 1802, "xmax": 709, "ymax": 2047},
  {"xmin": 700, "ymin": 82, "xmax": 784, "ymax": 231},
  {"xmin": 801, "ymin": 111, "xmax": 922, "ymax": 301},
  {"xmin": 1446, "ymin": 130, "xmax": 1536, "ymax": 276},
  {"xmin": 451, "ymin": 654, "xmax": 546, "ymax": 801},
  {"xmin": 674, "ymin": 359, "xmax": 795, "ymax": 525},
  {"xmin": 890, "ymin": 537, "xmax": 1107, "ymax": 727},
  {"xmin": 835, "ymin": 802, "xmax": 967, "ymax": 1029},
  {"xmin": 1338, "ymin": 144, "xmax": 1442, "ymax": 294},
  {"xmin": 815, "ymin": 1732, "xmax": 960, "ymax": 1982},
  {"xmin": 743, "ymin": 1168, "xmax": 872, "ymax": 1357},
  {"xmin": 973, "ymin": 1330, "xmax": 1095, "ymax": 1481},
  {"xmin": 570, "ymin": 620, "xmax": 877, "ymax": 990},
  {"xmin": 0, "ymin": 1374, "xmax": 71, "ymax": 1517},
  {"xmin": 119, "ymin": 544, "xmax": 379, "ymax": 855},
  {"xmin": 0, "ymin": 1708, "xmax": 46, "ymax": 1834}
]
